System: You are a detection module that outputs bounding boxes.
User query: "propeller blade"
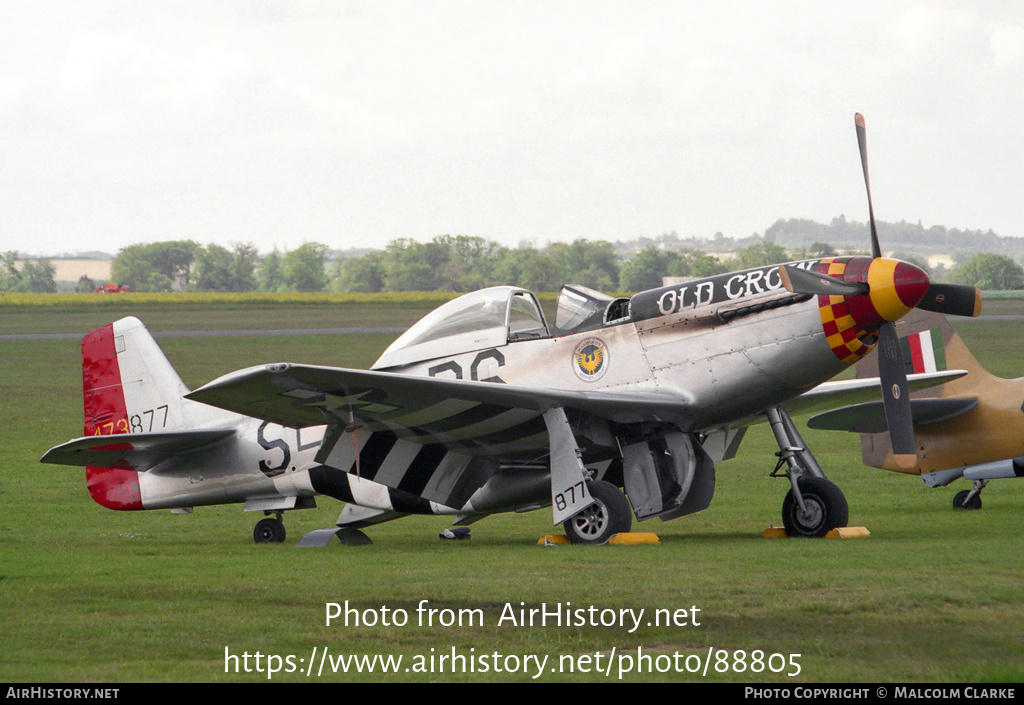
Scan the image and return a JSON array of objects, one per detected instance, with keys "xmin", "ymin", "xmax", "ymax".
[
  {"xmin": 855, "ymin": 113, "xmax": 882, "ymax": 259},
  {"xmin": 917, "ymin": 283, "xmax": 983, "ymax": 318},
  {"xmin": 779, "ymin": 265, "xmax": 869, "ymax": 297},
  {"xmin": 876, "ymin": 321, "xmax": 918, "ymax": 469}
]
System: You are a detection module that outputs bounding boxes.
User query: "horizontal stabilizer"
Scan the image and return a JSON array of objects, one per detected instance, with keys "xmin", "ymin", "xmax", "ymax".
[
  {"xmin": 807, "ymin": 397, "xmax": 978, "ymax": 433},
  {"xmin": 40, "ymin": 428, "xmax": 236, "ymax": 472}
]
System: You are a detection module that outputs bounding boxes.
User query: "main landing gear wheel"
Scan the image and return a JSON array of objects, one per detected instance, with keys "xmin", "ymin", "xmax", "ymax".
[
  {"xmin": 254, "ymin": 517, "xmax": 286, "ymax": 543},
  {"xmin": 952, "ymin": 489, "xmax": 982, "ymax": 510},
  {"xmin": 562, "ymin": 480, "xmax": 632, "ymax": 544},
  {"xmin": 781, "ymin": 477, "xmax": 849, "ymax": 538}
]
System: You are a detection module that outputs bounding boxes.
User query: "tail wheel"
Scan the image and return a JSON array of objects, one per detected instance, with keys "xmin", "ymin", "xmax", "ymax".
[
  {"xmin": 562, "ymin": 480, "xmax": 632, "ymax": 544},
  {"xmin": 952, "ymin": 490, "xmax": 982, "ymax": 510},
  {"xmin": 781, "ymin": 477, "xmax": 849, "ymax": 538},
  {"xmin": 254, "ymin": 517, "xmax": 286, "ymax": 543}
]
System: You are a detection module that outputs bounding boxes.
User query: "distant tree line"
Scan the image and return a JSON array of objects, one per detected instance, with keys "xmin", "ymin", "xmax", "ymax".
[
  {"xmin": 93, "ymin": 236, "xmax": 1024, "ymax": 294},
  {"xmin": 9, "ymin": 217, "xmax": 1024, "ymax": 294},
  {"xmin": 105, "ymin": 240, "xmax": 329, "ymax": 293},
  {"xmin": 97, "ymin": 236, "xmax": 734, "ymax": 294}
]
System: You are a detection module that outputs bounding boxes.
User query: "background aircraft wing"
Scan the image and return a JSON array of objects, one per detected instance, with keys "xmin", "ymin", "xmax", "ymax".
[
  {"xmin": 780, "ymin": 370, "xmax": 967, "ymax": 418},
  {"xmin": 186, "ymin": 363, "xmax": 691, "ymax": 451},
  {"xmin": 806, "ymin": 397, "xmax": 977, "ymax": 433},
  {"xmin": 716, "ymin": 369, "xmax": 966, "ymax": 440},
  {"xmin": 41, "ymin": 428, "xmax": 236, "ymax": 472}
]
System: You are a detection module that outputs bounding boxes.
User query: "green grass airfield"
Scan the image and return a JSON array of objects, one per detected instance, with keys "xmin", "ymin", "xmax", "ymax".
[{"xmin": 1, "ymin": 296, "xmax": 1022, "ymax": 683}]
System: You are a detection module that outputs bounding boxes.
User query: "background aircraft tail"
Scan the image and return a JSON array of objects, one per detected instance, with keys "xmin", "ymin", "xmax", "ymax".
[{"xmin": 854, "ymin": 309, "xmax": 1022, "ymax": 476}]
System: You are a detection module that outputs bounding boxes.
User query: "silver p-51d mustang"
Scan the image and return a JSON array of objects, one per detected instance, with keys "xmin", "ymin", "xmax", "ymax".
[{"xmin": 42, "ymin": 115, "xmax": 982, "ymax": 544}]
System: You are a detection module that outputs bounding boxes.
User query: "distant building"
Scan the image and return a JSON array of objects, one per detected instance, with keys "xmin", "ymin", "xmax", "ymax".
[{"xmin": 47, "ymin": 259, "xmax": 113, "ymax": 283}]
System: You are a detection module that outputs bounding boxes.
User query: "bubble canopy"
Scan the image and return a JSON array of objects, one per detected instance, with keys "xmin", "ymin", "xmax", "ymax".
[{"xmin": 372, "ymin": 287, "xmax": 550, "ymax": 369}]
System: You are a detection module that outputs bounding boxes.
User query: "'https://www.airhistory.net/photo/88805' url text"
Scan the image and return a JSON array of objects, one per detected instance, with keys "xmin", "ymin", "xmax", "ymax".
[
  {"xmin": 223, "ymin": 645, "xmax": 803, "ymax": 680},
  {"xmin": 223, "ymin": 599, "xmax": 801, "ymax": 680}
]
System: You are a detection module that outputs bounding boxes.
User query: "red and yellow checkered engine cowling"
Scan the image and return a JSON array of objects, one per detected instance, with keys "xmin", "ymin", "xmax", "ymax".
[{"xmin": 815, "ymin": 256, "xmax": 929, "ymax": 364}]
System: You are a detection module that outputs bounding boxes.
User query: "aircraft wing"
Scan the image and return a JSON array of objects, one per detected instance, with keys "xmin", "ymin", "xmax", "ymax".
[
  {"xmin": 41, "ymin": 428, "xmax": 236, "ymax": 472},
  {"xmin": 187, "ymin": 365, "xmax": 964, "ymax": 443},
  {"xmin": 186, "ymin": 363, "xmax": 691, "ymax": 452},
  {"xmin": 806, "ymin": 397, "xmax": 978, "ymax": 433}
]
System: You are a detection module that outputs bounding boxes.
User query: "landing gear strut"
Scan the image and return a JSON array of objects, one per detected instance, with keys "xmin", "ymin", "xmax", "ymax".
[
  {"xmin": 767, "ymin": 407, "xmax": 849, "ymax": 537},
  {"xmin": 254, "ymin": 512, "xmax": 287, "ymax": 543}
]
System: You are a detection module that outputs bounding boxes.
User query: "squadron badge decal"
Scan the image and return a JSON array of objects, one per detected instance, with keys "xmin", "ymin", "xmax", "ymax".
[{"xmin": 572, "ymin": 338, "xmax": 609, "ymax": 382}]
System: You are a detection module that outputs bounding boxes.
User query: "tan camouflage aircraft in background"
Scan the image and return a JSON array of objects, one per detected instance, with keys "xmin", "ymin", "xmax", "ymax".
[{"xmin": 811, "ymin": 308, "xmax": 1022, "ymax": 509}]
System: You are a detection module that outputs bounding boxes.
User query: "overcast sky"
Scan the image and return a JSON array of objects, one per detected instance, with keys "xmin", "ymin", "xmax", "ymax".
[{"xmin": 2, "ymin": 1, "xmax": 1022, "ymax": 257}]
